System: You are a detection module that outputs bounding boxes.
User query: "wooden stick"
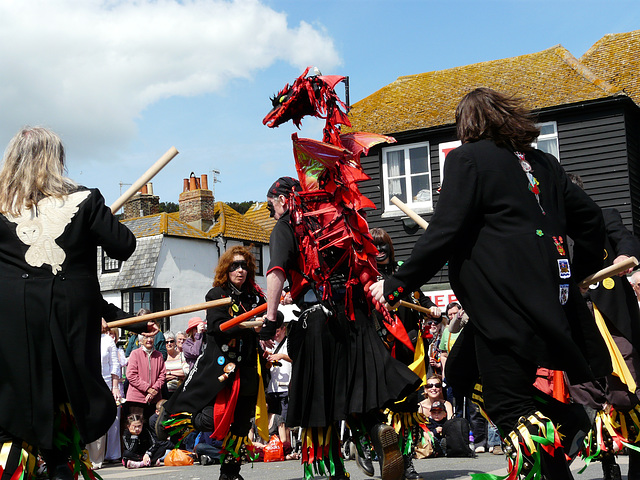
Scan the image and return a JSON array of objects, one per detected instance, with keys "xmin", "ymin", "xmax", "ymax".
[
  {"xmin": 390, "ymin": 196, "xmax": 429, "ymax": 230},
  {"xmin": 398, "ymin": 300, "xmax": 433, "ymax": 315},
  {"xmin": 220, "ymin": 303, "xmax": 267, "ymax": 331},
  {"xmin": 106, "ymin": 297, "xmax": 232, "ymax": 328},
  {"xmin": 238, "ymin": 320, "xmax": 263, "ymax": 329},
  {"xmin": 110, "ymin": 146, "xmax": 179, "ymax": 213},
  {"xmin": 579, "ymin": 256, "xmax": 638, "ymax": 288}
]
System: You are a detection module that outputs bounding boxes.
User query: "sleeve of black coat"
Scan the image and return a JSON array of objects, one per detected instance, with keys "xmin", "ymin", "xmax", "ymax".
[
  {"xmin": 384, "ymin": 148, "xmax": 478, "ymax": 301},
  {"xmin": 603, "ymin": 208, "xmax": 640, "ymax": 260},
  {"xmin": 88, "ymin": 188, "xmax": 136, "ymax": 260},
  {"xmin": 551, "ymin": 157, "xmax": 605, "ymax": 282}
]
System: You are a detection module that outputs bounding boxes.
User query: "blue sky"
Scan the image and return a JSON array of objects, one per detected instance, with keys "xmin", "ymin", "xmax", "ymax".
[{"xmin": 1, "ymin": 0, "xmax": 638, "ymax": 208}]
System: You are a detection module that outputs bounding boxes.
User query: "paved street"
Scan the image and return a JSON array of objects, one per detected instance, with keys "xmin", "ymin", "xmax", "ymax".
[{"xmin": 96, "ymin": 452, "xmax": 627, "ymax": 479}]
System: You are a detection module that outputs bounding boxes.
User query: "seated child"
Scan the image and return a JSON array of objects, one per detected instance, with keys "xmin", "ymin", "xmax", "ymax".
[
  {"xmin": 425, "ymin": 401, "xmax": 447, "ymax": 456},
  {"xmin": 122, "ymin": 414, "xmax": 165, "ymax": 468}
]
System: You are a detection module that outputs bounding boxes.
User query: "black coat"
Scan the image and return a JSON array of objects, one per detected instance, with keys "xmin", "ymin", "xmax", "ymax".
[
  {"xmin": 384, "ymin": 140, "xmax": 610, "ymax": 386},
  {"xmin": 164, "ymin": 282, "xmax": 265, "ymax": 415},
  {"xmin": 0, "ymin": 188, "xmax": 135, "ymax": 448}
]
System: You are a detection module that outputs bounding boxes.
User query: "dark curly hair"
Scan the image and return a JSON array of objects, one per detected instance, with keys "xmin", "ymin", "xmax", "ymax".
[
  {"xmin": 455, "ymin": 87, "xmax": 540, "ymax": 152},
  {"xmin": 213, "ymin": 245, "xmax": 257, "ymax": 288}
]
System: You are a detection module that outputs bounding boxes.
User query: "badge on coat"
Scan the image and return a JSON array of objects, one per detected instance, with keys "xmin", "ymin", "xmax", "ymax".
[
  {"xmin": 552, "ymin": 236, "xmax": 566, "ymax": 256},
  {"xmin": 603, "ymin": 277, "xmax": 615, "ymax": 290},
  {"xmin": 557, "ymin": 259, "xmax": 571, "ymax": 279},
  {"xmin": 559, "ymin": 284, "xmax": 569, "ymax": 305}
]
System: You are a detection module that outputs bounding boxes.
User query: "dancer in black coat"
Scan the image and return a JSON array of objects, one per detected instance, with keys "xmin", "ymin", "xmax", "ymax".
[
  {"xmin": 371, "ymin": 88, "xmax": 610, "ymax": 479},
  {"xmin": 0, "ymin": 127, "xmax": 136, "ymax": 480}
]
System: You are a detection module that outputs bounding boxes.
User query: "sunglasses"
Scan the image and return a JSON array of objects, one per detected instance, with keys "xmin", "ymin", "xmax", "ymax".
[
  {"xmin": 426, "ymin": 383, "xmax": 442, "ymax": 389},
  {"xmin": 427, "ymin": 321, "xmax": 438, "ymax": 326},
  {"xmin": 229, "ymin": 261, "xmax": 248, "ymax": 272},
  {"xmin": 166, "ymin": 340, "xmax": 175, "ymax": 344}
]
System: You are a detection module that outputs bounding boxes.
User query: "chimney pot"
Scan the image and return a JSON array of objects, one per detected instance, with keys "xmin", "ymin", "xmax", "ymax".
[
  {"xmin": 201, "ymin": 174, "xmax": 208, "ymax": 190},
  {"xmin": 183, "ymin": 179, "xmax": 189, "ymax": 192}
]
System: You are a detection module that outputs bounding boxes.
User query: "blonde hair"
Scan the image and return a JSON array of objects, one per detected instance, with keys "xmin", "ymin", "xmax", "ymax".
[{"xmin": 0, "ymin": 126, "xmax": 76, "ymax": 215}]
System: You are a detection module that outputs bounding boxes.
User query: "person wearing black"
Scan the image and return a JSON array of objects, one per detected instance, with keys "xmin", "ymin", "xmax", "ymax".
[
  {"xmin": 0, "ymin": 127, "xmax": 136, "ymax": 480},
  {"xmin": 371, "ymin": 88, "xmax": 611, "ymax": 479},
  {"xmin": 261, "ymin": 177, "xmax": 421, "ymax": 480},
  {"xmin": 157, "ymin": 246, "xmax": 266, "ymax": 480},
  {"xmin": 567, "ymin": 173, "xmax": 640, "ymax": 480}
]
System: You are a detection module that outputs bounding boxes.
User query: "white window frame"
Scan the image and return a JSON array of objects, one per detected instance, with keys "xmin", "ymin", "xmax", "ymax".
[
  {"xmin": 533, "ymin": 121, "xmax": 559, "ymax": 160},
  {"xmin": 381, "ymin": 141, "xmax": 433, "ymax": 218},
  {"xmin": 438, "ymin": 140, "xmax": 462, "ymax": 186}
]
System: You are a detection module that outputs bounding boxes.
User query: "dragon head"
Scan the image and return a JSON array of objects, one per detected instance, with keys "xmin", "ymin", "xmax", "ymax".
[{"xmin": 263, "ymin": 67, "xmax": 351, "ymax": 141}]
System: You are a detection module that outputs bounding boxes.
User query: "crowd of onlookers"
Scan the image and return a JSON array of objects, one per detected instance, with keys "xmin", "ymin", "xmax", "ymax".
[{"xmin": 78, "ymin": 300, "xmax": 504, "ymax": 472}]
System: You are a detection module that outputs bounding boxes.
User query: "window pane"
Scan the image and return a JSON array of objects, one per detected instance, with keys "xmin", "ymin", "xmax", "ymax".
[
  {"xmin": 539, "ymin": 123, "xmax": 556, "ymax": 136},
  {"xmin": 388, "ymin": 178, "xmax": 406, "ymax": 203},
  {"xmin": 537, "ymin": 138, "xmax": 559, "ymax": 158},
  {"xmin": 411, "ymin": 174, "xmax": 431, "ymax": 203},
  {"xmin": 386, "ymin": 150, "xmax": 405, "ymax": 177},
  {"xmin": 409, "ymin": 146, "xmax": 429, "ymax": 174}
]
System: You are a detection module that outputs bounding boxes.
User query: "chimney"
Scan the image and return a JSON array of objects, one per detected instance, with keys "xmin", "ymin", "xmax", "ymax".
[
  {"xmin": 122, "ymin": 183, "xmax": 160, "ymax": 219},
  {"xmin": 179, "ymin": 172, "xmax": 214, "ymax": 231}
]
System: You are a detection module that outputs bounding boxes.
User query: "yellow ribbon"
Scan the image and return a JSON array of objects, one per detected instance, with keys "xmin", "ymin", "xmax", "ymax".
[
  {"xmin": 254, "ymin": 350, "xmax": 269, "ymax": 441},
  {"xmin": 408, "ymin": 334, "xmax": 427, "ymax": 387},
  {"xmin": 593, "ymin": 304, "xmax": 637, "ymax": 393}
]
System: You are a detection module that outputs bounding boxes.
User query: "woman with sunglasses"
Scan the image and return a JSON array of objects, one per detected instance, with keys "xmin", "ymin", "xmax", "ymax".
[
  {"xmin": 163, "ymin": 332, "xmax": 188, "ymax": 398},
  {"xmin": 157, "ymin": 246, "xmax": 265, "ymax": 480},
  {"xmin": 418, "ymin": 375, "xmax": 453, "ymax": 419}
]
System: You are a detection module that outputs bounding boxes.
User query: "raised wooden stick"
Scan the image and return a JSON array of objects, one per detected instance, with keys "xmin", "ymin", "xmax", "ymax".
[
  {"xmin": 579, "ymin": 256, "xmax": 638, "ymax": 288},
  {"xmin": 106, "ymin": 297, "xmax": 232, "ymax": 328},
  {"xmin": 110, "ymin": 146, "xmax": 180, "ymax": 213},
  {"xmin": 390, "ymin": 196, "xmax": 429, "ymax": 230},
  {"xmin": 398, "ymin": 300, "xmax": 433, "ymax": 315}
]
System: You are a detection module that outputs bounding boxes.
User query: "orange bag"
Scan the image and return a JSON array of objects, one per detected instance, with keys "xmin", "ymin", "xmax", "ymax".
[
  {"xmin": 263, "ymin": 435, "xmax": 284, "ymax": 462},
  {"xmin": 164, "ymin": 448, "xmax": 194, "ymax": 466}
]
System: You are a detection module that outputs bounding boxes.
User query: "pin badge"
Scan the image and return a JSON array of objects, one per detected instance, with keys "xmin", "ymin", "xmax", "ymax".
[{"xmin": 558, "ymin": 259, "xmax": 571, "ymax": 279}]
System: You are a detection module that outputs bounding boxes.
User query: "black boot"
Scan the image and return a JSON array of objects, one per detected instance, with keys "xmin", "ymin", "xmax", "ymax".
[
  {"xmin": 355, "ymin": 445, "xmax": 374, "ymax": 477},
  {"xmin": 629, "ymin": 444, "xmax": 640, "ymax": 480},
  {"xmin": 219, "ymin": 457, "xmax": 243, "ymax": 480},
  {"xmin": 369, "ymin": 424, "xmax": 403, "ymax": 480},
  {"xmin": 403, "ymin": 453, "xmax": 422, "ymax": 480},
  {"xmin": 602, "ymin": 461, "xmax": 622, "ymax": 480}
]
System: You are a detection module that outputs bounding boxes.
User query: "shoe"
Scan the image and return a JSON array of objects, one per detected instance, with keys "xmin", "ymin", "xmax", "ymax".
[
  {"xmin": 219, "ymin": 475, "xmax": 244, "ymax": 480},
  {"xmin": 200, "ymin": 455, "xmax": 213, "ymax": 466},
  {"xmin": 155, "ymin": 403, "xmax": 169, "ymax": 441},
  {"xmin": 49, "ymin": 464, "xmax": 74, "ymax": 480},
  {"xmin": 492, "ymin": 445, "xmax": 504, "ymax": 455},
  {"xmin": 126, "ymin": 460, "xmax": 143, "ymax": 469},
  {"xmin": 355, "ymin": 447, "xmax": 374, "ymax": 477},
  {"xmin": 603, "ymin": 462, "xmax": 622, "ymax": 480},
  {"xmin": 475, "ymin": 446, "xmax": 485, "ymax": 453},
  {"xmin": 403, "ymin": 453, "xmax": 422, "ymax": 480},
  {"xmin": 370, "ymin": 424, "xmax": 403, "ymax": 480}
]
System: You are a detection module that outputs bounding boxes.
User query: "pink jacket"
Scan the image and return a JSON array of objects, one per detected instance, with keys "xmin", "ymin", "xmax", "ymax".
[{"xmin": 126, "ymin": 348, "xmax": 166, "ymax": 404}]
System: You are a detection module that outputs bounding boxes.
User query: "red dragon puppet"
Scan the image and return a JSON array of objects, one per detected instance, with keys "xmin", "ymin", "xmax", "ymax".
[{"xmin": 263, "ymin": 66, "xmax": 412, "ymax": 351}]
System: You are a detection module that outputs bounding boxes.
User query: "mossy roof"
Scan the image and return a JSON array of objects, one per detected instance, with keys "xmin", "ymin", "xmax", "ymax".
[
  {"xmin": 208, "ymin": 202, "xmax": 271, "ymax": 244},
  {"xmin": 347, "ymin": 45, "xmax": 622, "ymax": 135},
  {"xmin": 580, "ymin": 29, "xmax": 640, "ymax": 107},
  {"xmin": 122, "ymin": 212, "xmax": 209, "ymax": 240}
]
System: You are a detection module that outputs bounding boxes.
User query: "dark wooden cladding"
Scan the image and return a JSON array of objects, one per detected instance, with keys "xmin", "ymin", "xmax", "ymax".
[{"xmin": 359, "ymin": 96, "xmax": 640, "ymax": 288}]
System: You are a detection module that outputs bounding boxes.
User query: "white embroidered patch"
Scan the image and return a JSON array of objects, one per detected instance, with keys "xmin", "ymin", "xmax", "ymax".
[{"xmin": 6, "ymin": 190, "xmax": 90, "ymax": 274}]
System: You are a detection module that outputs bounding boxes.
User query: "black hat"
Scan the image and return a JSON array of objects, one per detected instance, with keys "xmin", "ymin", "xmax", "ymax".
[
  {"xmin": 267, "ymin": 176, "xmax": 301, "ymax": 198},
  {"xmin": 430, "ymin": 401, "xmax": 445, "ymax": 411}
]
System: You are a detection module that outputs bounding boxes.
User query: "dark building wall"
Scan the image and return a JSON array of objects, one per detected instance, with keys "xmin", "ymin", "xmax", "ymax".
[{"xmin": 360, "ymin": 98, "xmax": 639, "ymax": 288}]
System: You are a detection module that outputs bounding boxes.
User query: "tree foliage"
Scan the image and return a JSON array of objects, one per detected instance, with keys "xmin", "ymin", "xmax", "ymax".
[
  {"xmin": 227, "ymin": 201, "xmax": 256, "ymax": 214},
  {"xmin": 159, "ymin": 201, "xmax": 179, "ymax": 213}
]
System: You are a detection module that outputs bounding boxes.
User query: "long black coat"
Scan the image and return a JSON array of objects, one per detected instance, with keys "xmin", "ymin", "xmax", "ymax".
[
  {"xmin": 164, "ymin": 283, "xmax": 265, "ymax": 415},
  {"xmin": 0, "ymin": 188, "xmax": 135, "ymax": 448},
  {"xmin": 384, "ymin": 140, "xmax": 611, "ymax": 386}
]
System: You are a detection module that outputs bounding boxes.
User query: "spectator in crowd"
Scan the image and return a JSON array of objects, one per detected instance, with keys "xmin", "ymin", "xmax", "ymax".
[
  {"xmin": 122, "ymin": 414, "xmax": 165, "ymax": 469},
  {"xmin": 0, "ymin": 126, "xmax": 136, "ymax": 480},
  {"xmin": 631, "ymin": 271, "xmax": 640, "ymax": 310},
  {"xmin": 87, "ymin": 320, "xmax": 123, "ymax": 469},
  {"xmin": 248, "ymin": 395, "xmax": 298, "ymax": 461},
  {"xmin": 426, "ymin": 318, "xmax": 444, "ymax": 377},
  {"xmin": 418, "ymin": 375, "xmax": 454, "ymax": 419},
  {"xmin": 182, "ymin": 317, "xmax": 206, "ymax": 370},
  {"xmin": 176, "ymin": 331, "xmax": 186, "ymax": 352},
  {"xmin": 425, "ymin": 401, "xmax": 448, "ymax": 457},
  {"xmin": 125, "ymin": 313, "xmax": 167, "ymax": 361},
  {"xmin": 126, "ymin": 333, "xmax": 166, "ymax": 420},
  {"xmin": 265, "ymin": 320, "xmax": 292, "ymax": 419},
  {"xmin": 163, "ymin": 331, "xmax": 189, "ymax": 398}
]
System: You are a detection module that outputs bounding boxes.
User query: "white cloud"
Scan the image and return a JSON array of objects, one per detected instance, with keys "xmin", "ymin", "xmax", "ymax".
[{"xmin": 0, "ymin": 0, "xmax": 341, "ymax": 157}]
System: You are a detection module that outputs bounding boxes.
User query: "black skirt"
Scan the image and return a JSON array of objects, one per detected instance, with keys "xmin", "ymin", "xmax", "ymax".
[{"xmin": 286, "ymin": 297, "xmax": 421, "ymax": 428}]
